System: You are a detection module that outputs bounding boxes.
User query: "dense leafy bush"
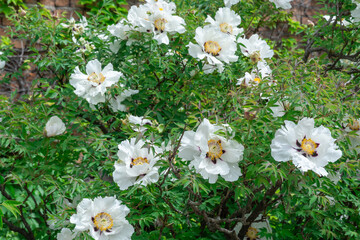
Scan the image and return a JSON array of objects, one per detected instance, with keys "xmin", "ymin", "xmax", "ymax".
[{"xmin": 0, "ymin": 0, "xmax": 359, "ymax": 239}]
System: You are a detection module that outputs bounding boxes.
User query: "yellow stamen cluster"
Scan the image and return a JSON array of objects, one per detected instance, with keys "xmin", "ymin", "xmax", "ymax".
[
  {"xmin": 204, "ymin": 41, "xmax": 222, "ymax": 56},
  {"xmin": 246, "ymin": 226, "xmax": 258, "ymax": 240},
  {"xmin": 93, "ymin": 212, "xmax": 114, "ymax": 231},
  {"xmin": 154, "ymin": 18, "xmax": 167, "ymax": 32},
  {"xmin": 87, "ymin": 72, "xmax": 105, "ymax": 84},
  {"xmin": 301, "ymin": 138, "xmax": 317, "ymax": 155},
  {"xmin": 206, "ymin": 139, "xmax": 224, "ymax": 163},
  {"xmin": 347, "ymin": 120, "xmax": 360, "ymax": 131},
  {"xmin": 253, "ymin": 77, "xmax": 261, "ymax": 83},
  {"xmin": 219, "ymin": 22, "xmax": 233, "ymax": 34},
  {"xmin": 249, "ymin": 51, "xmax": 261, "ymax": 63},
  {"xmin": 131, "ymin": 157, "xmax": 149, "ymax": 166}
]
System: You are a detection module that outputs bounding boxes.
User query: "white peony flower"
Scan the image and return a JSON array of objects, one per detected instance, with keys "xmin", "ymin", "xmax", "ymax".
[
  {"xmin": 237, "ymin": 62, "xmax": 272, "ymax": 86},
  {"xmin": 224, "ymin": 0, "xmax": 240, "ymax": 7},
  {"xmin": 270, "ymin": 101, "xmax": 289, "ymax": 117},
  {"xmin": 351, "ymin": 1, "xmax": 360, "ymax": 22},
  {"xmin": 147, "ymin": 9, "xmax": 186, "ymax": 45},
  {"xmin": 108, "ymin": 89, "xmax": 139, "ymax": 112},
  {"xmin": 45, "ymin": 116, "xmax": 66, "ymax": 137},
  {"xmin": 269, "ymin": 0, "xmax": 292, "ymax": 9},
  {"xmin": 128, "ymin": 115, "xmax": 152, "ymax": 132},
  {"xmin": 178, "ymin": 119, "xmax": 244, "ymax": 183},
  {"xmin": 343, "ymin": 116, "xmax": 360, "ymax": 154},
  {"xmin": 234, "ymin": 214, "xmax": 272, "ymax": 239},
  {"xmin": 271, "ymin": 118, "xmax": 342, "ymax": 176},
  {"xmin": 0, "ymin": 51, "xmax": 5, "ymax": 69},
  {"xmin": 188, "ymin": 27, "xmax": 238, "ymax": 73},
  {"xmin": 70, "ymin": 196, "xmax": 134, "ymax": 240},
  {"xmin": 108, "ymin": 19, "xmax": 133, "ymax": 41},
  {"xmin": 323, "ymin": 15, "xmax": 352, "ymax": 26},
  {"xmin": 238, "ymin": 34, "xmax": 274, "ymax": 63},
  {"xmin": 69, "ymin": 59, "xmax": 122, "ymax": 105},
  {"xmin": 205, "ymin": 7, "xmax": 243, "ymax": 37},
  {"xmin": 145, "ymin": 0, "xmax": 177, "ymax": 14},
  {"xmin": 57, "ymin": 228, "xmax": 76, "ymax": 240},
  {"xmin": 61, "ymin": 16, "xmax": 88, "ymax": 35},
  {"xmin": 113, "ymin": 138, "xmax": 159, "ymax": 190}
]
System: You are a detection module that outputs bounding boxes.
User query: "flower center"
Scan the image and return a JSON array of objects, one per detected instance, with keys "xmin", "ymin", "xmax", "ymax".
[
  {"xmin": 249, "ymin": 51, "xmax": 261, "ymax": 63},
  {"xmin": 219, "ymin": 22, "xmax": 233, "ymax": 34},
  {"xmin": 130, "ymin": 157, "xmax": 149, "ymax": 168},
  {"xmin": 253, "ymin": 77, "xmax": 261, "ymax": 83},
  {"xmin": 246, "ymin": 226, "xmax": 258, "ymax": 240},
  {"xmin": 347, "ymin": 120, "xmax": 360, "ymax": 131},
  {"xmin": 154, "ymin": 18, "xmax": 167, "ymax": 32},
  {"xmin": 206, "ymin": 139, "xmax": 225, "ymax": 164},
  {"xmin": 204, "ymin": 41, "xmax": 222, "ymax": 56},
  {"xmin": 159, "ymin": 7, "xmax": 163, "ymax": 11},
  {"xmin": 92, "ymin": 212, "xmax": 113, "ymax": 232},
  {"xmin": 295, "ymin": 136, "xmax": 320, "ymax": 157},
  {"xmin": 87, "ymin": 72, "xmax": 105, "ymax": 84}
]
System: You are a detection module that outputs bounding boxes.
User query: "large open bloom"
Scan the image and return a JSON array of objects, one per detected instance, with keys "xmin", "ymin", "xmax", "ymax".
[
  {"xmin": 269, "ymin": 0, "xmax": 292, "ymax": 9},
  {"xmin": 70, "ymin": 196, "xmax": 134, "ymax": 240},
  {"xmin": 205, "ymin": 7, "xmax": 243, "ymax": 37},
  {"xmin": 271, "ymin": 118, "xmax": 342, "ymax": 176},
  {"xmin": 113, "ymin": 138, "xmax": 159, "ymax": 190},
  {"xmin": 188, "ymin": 27, "xmax": 238, "ymax": 73},
  {"xmin": 178, "ymin": 119, "xmax": 244, "ymax": 183},
  {"xmin": 45, "ymin": 116, "xmax": 66, "ymax": 137},
  {"xmin": 69, "ymin": 59, "xmax": 122, "ymax": 105},
  {"xmin": 238, "ymin": 34, "xmax": 274, "ymax": 63}
]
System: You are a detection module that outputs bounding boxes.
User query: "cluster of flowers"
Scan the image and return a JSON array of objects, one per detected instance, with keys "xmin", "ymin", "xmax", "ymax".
[{"xmin": 46, "ymin": 0, "xmax": 360, "ymax": 239}]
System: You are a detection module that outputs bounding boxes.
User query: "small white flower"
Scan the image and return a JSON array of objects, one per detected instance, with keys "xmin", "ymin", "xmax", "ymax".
[
  {"xmin": 70, "ymin": 196, "xmax": 134, "ymax": 240},
  {"xmin": 0, "ymin": 51, "xmax": 5, "ymax": 69},
  {"xmin": 224, "ymin": 0, "xmax": 240, "ymax": 8},
  {"xmin": 127, "ymin": 2, "xmax": 185, "ymax": 45},
  {"xmin": 234, "ymin": 214, "xmax": 272, "ymax": 239},
  {"xmin": 128, "ymin": 115, "xmax": 152, "ymax": 132},
  {"xmin": 238, "ymin": 34, "xmax": 274, "ymax": 63},
  {"xmin": 269, "ymin": 0, "xmax": 292, "ymax": 9},
  {"xmin": 113, "ymin": 138, "xmax": 159, "ymax": 190},
  {"xmin": 145, "ymin": 0, "xmax": 177, "ymax": 14},
  {"xmin": 205, "ymin": 7, "xmax": 243, "ymax": 37},
  {"xmin": 109, "ymin": 89, "xmax": 139, "ymax": 112},
  {"xmin": 57, "ymin": 228, "xmax": 76, "ymax": 240},
  {"xmin": 178, "ymin": 119, "xmax": 244, "ymax": 183},
  {"xmin": 148, "ymin": 10, "xmax": 186, "ymax": 45},
  {"xmin": 69, "ymin": 59, "xmax": 122, "ymax": 105},
  {"xmin": 343, "ymin": 116, "xmax": 360, "ymax": 154},
  {"xmin": 108, "ymin": 19, "xmax": 133, "ymax": 41},
  {"xmin": 45, "ymin": 116, "xmax": 66, "ymax": 137},
  {"xmin": 351, "ymin": 1, "xmax": 360, "ymax": 22},
  {"xmin": 237, "ymin": 62, "xmax": 272, "ymax": 86},
  {"xmin": 271, "ymin": 118, "xmax": 342, "ymax": 176},
  {"xmin": 323, "ymin": 15, "xmax": 352, "ymax": 26},
  {"xmin": 270, "ymin": 101, "xmax": 289, "ymax": 117},
  {"xmin": 61, "ymin": 16, "xmax": 88, "ymax": 35},
  {"xmin": 188, "ymin": 27, "xmax": 238, "ymax": 73}
]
